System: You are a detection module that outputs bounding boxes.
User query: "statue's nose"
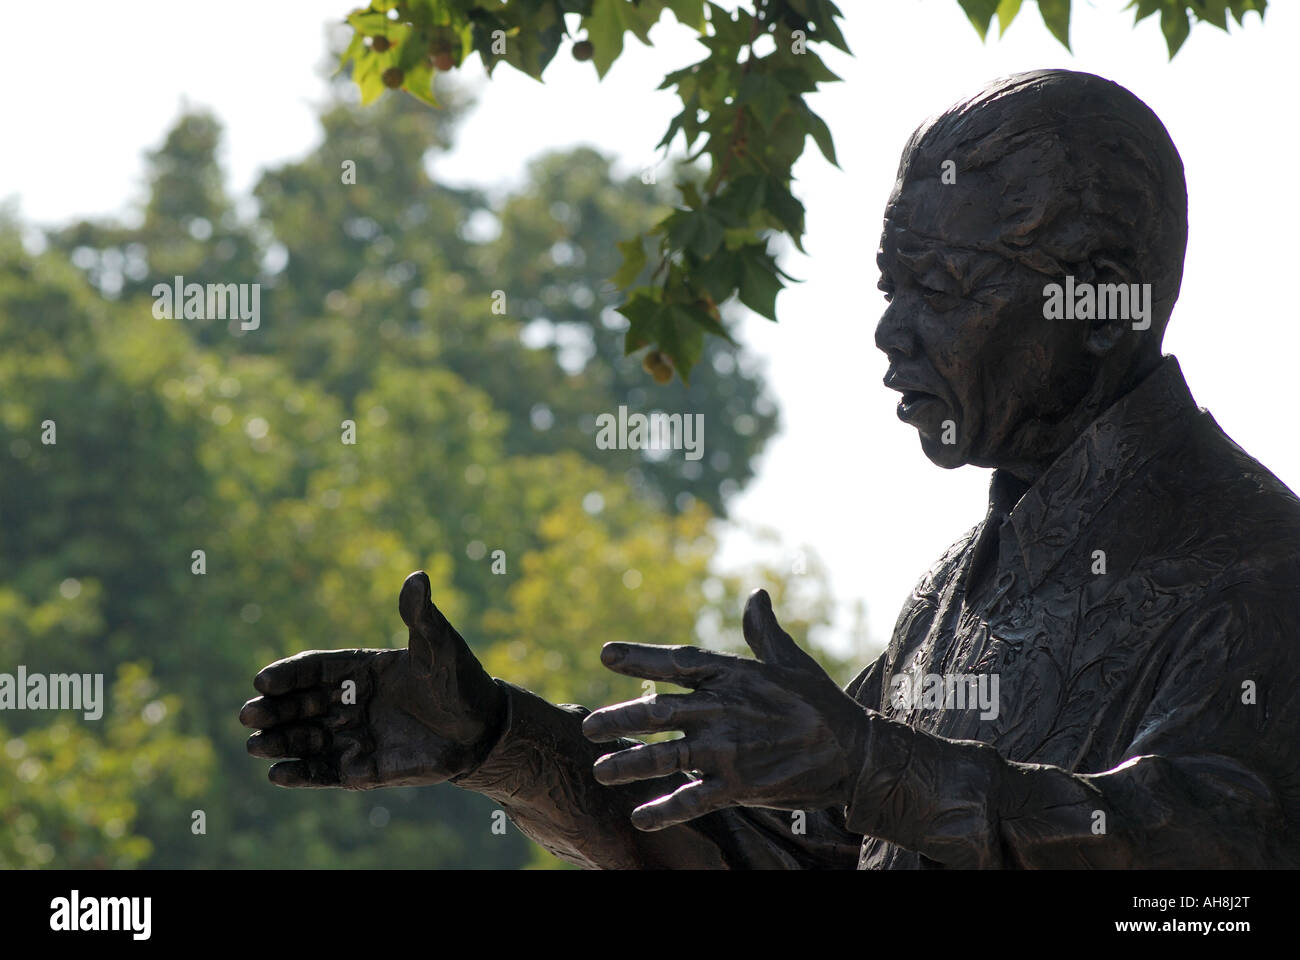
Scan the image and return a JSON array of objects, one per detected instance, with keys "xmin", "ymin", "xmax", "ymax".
[{"xmin": 874, "ymin": 303, "xmax": 916, "ymax": 360}]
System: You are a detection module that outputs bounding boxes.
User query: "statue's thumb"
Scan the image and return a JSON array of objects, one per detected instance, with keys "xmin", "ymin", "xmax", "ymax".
[
  {"xmin": 742, "ymin": 588, "xmax": 815, "ymax": 669},
  {"xmin": 399, "ymin": 570, "xmax": 444, "ymax": 668}
]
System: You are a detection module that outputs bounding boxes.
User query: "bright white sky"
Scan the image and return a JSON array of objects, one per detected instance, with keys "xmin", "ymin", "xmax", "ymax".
[{"xmin": 2, "ymin": 1, "xmax": 1297, "ymax": 657}]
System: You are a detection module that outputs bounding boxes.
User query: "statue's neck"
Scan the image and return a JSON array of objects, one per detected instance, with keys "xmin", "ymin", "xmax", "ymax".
[{"xmin": 997, "ymin": 352, "xmax": 1163, "ymax": 489}]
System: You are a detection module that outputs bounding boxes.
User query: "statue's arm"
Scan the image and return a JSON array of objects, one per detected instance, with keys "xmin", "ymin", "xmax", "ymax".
[
  {"xmin": 451, "ymin": 680, "xmax": 863, "ymax": 868},
  {"xmin": 843, "ymin": 585, "xmax": 1300, "ymax": 867}
]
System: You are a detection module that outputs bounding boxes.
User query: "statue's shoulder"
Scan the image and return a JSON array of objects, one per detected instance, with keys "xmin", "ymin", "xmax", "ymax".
[
  {"xmin": 1134, "ymin": 407, "xmax": 1300, "ymax": 586},
  {"xmin": 918, "ymin": 523, "xmax": 981, "ymax": 595}
]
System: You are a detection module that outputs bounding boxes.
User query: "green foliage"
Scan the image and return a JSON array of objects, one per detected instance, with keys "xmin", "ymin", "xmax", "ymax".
[
  {"xmin": 0, "ymin": 664, "xmax": 214, "ymax": 868},
  {"xmin": 337, "ymin": 0, "xmax": 846, "ymax": 383},
  {"xmin": 3, "ymin": 72, "xmax": 835, "ymax": 867},
  {"xmin": 334, "ymin": 0, "xmax": 1267, "ymax": 382},
  {"xmin": 960, "ymin": 0, "xmax": 1267, "ymax": 58}
]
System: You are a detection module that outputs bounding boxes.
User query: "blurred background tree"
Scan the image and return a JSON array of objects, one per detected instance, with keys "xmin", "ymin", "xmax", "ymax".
[{"xmin": 0, "ymin": 65, "xmax": 848, "ymax": 868}]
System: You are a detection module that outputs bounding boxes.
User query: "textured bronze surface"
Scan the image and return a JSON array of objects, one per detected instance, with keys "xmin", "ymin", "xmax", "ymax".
[{"xmin": 242, "ymin": 70, "xmax": 1300, "ymax": 868}]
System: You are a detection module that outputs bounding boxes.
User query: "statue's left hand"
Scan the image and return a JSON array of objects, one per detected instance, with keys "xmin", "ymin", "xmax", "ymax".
[{"xmin": 582, "ymin": 589, "xmax": 871, "ymax": 831}]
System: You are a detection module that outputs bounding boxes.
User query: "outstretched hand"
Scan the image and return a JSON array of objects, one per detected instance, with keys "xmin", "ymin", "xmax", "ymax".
[
  {"xmin": 239, "ymin": 571, "xmax": 505, "ymax": 789},
  {"xmin": 582, "ymin": 588, "xmax": 870, "ymax": 831}
]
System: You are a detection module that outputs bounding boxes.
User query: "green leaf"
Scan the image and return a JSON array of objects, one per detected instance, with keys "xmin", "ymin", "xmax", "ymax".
[
  {"xmin": 1127, "ymin": 0, "xmax": 1162, "ymax": 23},
  {"xmin": 583, "ymin": 4, "xmax": 626, "ymax": 78},
  {"xmin": 761, "ymin": 110, "xmax": 810, "ymax": 174},
  {"xmin": 662, "ymin": 306, "xmax": 706, "ymax": 382},
  {"xmin": 347, "ymin": 10, "xmax": 394, "ymax": 34},
  {"xmin": 1196, "ymin": 0, "xmax": 1230, "ymax": 31},
  {"xmin": 618, "ymin": 288, "xmax": 666, "ymax": 354},
  {"xmin": 493, "ymin": 3, "xmax": 564, "ymax": 80},
  {"xmin": 582, "ymin": 0, "xmax": 664, "ymax": 78},
  {"xmin": 808, "ymin": 0, "xmax": 851, "ymax": 53},
  {"xmin": 714, "ymin": 174, "xmax": 766, "ymax": 222},
  {"xmin": 355, "ymin": 57, "xmax": 387, "ymax": 105},
  {"xmin": 958, "ymin": 0, "xmax": 1000, "ymax": 40},
  {"xmin": 612, "ymin": 237, "xmax": 648, "ymax": 289},
  {"xmin": 683, "ymin": 298, "xmax": 735, "ymax": 343},
  {"xmin": 616, "ymin": 288, "xmax": 706, "ymax": 382},
  {"xmin": 705, "ymin": 2, "xmax": 748, "ymax": 49},
  {"xmin": 396, "ymin": 27, "xmax": 425, "ymax": 70},
  {"xmin": 664, "ymin": 0, "xmax": 707, "ymax": 31},
  {"xmin": 1160, "ymin": 3, "xmax": 1191, "ymax": 57},
  {"xmin": 335, "ymin": 32, "xmax": 365, "ymax": 77},
  {"xmin": 402, "ymin": 60, "xmax": 439, "ymax": 106},
  {"xmin": 676, "ymin": 179, "xmax": 704, "ymax": 210},
  {"xmin": 722, "ymin": 226, "xmax": 759, "ymax": 251},
  {"xmin": 801, "ymin": 105, "xmax": 838, "ymax": 167},
  {"xmin": 696, "ymin": 249, "xmax": 744, "ymax": 301},
  {"xmin": 763, "ymin": 178, "xmax": 806, "ymax": 243},
  {"xmin": 771, "ymin": 42, "xmax": 841, "ymax": 86},
  {"xmin": 737, "ymin": 249, "xmax": 785, "ymax": 321},
  {"xmin": 1038, "ymin": 0, "xmax": 1072, "ymax": 49},
  {"xmin": 738, "ymin": 73, "xmax": 790, "ymax": 133},
  {"xmin": 1230, "ymin": 0, "xmax": 1267, "ymax": 27},
  {"xmin": 996, "ymin": 0, "xmax": 1023, "ymax": 35},
  {"xmin": 667, "ymin": 209, "xmax": 725, "ymax": 258}
]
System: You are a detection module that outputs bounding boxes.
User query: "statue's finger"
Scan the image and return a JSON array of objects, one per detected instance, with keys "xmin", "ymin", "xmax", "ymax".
[
  {"xmin": 399, "ymin": 570, "xmax": 462, "ymax": 673},
  {"xmin": 741, "ymin": 588, "xmax": 817, "ymax": 669},
  {"xmin": 592, "ymin": 738, "xmax": 699, "ymax": 785},
  {"xmin": 268, "ymin": 758, "xmax": 340, "ymax": 789},
  {"xmin": 582, "ymin": 693, "xmax": 721, "ymax": 742},
  {"xmin": 253, "ymin": 649, "xmax": 371, "ymax": 696},
  {"xmin": 246, "ymin": 722, "xmax": 329, "ymax": 760},
  {"xmin": 630, "ymin": 779, "xmax": 731, "ymax": 831},
  {"xmin": 239, "ymin": 689, "xmax": 331, "ymax": 729},
  {"xmin": 598, "ymin": 642, "xmax": 739, "ymax": 687}
]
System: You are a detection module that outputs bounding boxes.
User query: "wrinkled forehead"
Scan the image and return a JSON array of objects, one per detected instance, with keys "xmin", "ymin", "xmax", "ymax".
[
  {"xmin": 879, "ymin": 125, "xmax": 1063, "ymax": 285},
  {"xmin": 882, "ymin": 150, "xmax": 1033, "ymax": 248},
  {"xmin": 878, "ymin": 175, "xmax": 1010, "ymax": 289}
]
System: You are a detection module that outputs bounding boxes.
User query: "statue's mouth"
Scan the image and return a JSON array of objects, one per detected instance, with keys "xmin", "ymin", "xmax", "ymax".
[
  {"xmin": 897, "ymin": 390, "xmax": 941, "ymax": 422},
  {"xmin": 884, "ymin": 368, "xmax": 946, "ymax": 425}
]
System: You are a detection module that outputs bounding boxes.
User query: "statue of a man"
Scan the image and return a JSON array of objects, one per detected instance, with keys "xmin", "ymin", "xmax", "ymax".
[{"xmin": 240, "ymin": 70, "xmax": 1300, "ymax": 868}]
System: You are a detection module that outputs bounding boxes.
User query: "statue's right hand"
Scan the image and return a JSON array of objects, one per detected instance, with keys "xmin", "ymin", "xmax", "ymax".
[{"xmin": 239, "ymin": 570, "xmax": 506, "ymax": 789}]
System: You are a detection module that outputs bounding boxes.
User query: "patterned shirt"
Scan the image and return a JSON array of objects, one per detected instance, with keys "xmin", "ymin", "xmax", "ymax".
[{"xmin": 456, "ymin": 356, "xmax": 1300, "ymax": 868}]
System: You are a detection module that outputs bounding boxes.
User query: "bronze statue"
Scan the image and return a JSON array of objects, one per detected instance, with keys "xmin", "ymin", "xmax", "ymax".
[{"xmin": 240, "ymin": 69, "xmax": 1300, "ymax": 868}]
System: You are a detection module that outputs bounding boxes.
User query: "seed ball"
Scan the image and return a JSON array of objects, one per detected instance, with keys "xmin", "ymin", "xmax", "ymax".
[
  {"xmin": 371, "ymin": 36, "xmax": 391, "ymax": 52},
  {"xmin": 434, "ymin": 52, "xmax": 455, "ymax": 71},
  {"xmin": 573, "ymin": 40, "xmax": 594, "ymax": 61},
  {"xmin": 382, "ymin": 67, "xmax": 404, "ymax": 88},
  {"xmin": 642, "ymin": 350, "xmax": 674, "ymax": 384}
]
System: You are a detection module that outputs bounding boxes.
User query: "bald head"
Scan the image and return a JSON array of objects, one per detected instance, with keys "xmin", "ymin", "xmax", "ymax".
[
  {"xmin": 877, "ymin": 71, "xmax": 1189, "ymax": 479},
  {"xmin": 897, "ymin": 69, "xmax": 1188, "ymax": 344}
]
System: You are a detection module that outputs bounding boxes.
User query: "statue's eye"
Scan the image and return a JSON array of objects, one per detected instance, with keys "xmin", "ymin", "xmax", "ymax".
[{"xmin": 922, "ymin": 289, "xmax": 962, "ymax": 312}]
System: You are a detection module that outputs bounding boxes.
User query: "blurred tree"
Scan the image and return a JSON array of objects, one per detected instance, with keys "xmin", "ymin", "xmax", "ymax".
[{"xmin": 5, "ymin": 70, "xmax": 837, "ymax": 869}]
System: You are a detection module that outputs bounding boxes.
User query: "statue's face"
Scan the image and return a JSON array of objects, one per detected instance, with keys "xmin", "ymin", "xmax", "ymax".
[{"xmin": 875, "ymin": 162, "xmax": 1096, "ymax": 473}]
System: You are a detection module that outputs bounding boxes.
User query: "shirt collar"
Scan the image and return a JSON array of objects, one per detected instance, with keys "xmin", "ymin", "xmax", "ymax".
[{"xmin": 996, "ymin": 355, "xmax": 1200, "ymax": 590}]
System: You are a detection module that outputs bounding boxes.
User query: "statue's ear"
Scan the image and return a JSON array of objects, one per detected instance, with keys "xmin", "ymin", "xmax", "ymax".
[{"xmin": 1083, "ymin": 253, "xmax": 1136, "ymax": 357}]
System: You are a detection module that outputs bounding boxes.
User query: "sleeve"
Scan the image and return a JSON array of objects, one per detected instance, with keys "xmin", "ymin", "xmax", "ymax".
[
  {"xmin": 450, "ymin": 677, "xmax": 873, "ymax": 870},
  {"xmin": 841, "ymin": 583, "xmax": 1300, "ymax": 867}
]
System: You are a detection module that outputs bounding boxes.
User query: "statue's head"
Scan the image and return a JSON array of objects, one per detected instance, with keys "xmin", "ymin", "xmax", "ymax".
[{"xmin": 876, "ymin": 70, "xmax": 1188, "ymax": 478}]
